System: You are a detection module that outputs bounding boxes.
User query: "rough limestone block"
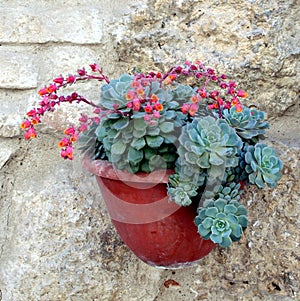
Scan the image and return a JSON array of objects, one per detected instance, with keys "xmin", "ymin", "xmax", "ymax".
[
  {"xmin": 114, "ymin": 0, "xmax": 300, "ymax": 117},
  {"xmin": 0, "ymin": 2, "xmax": 140, "ymax": 44},
  {"xmin": 0, "ymin": 114, "xmax": 22, "ymax": 138},
  {"xmin": 0, "ymin": 48, "xmax": 38, "ymax": 89}
]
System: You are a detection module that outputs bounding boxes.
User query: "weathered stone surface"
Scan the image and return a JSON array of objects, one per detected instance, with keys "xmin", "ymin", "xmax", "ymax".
[
  {"xmin": 114, "ymin": 0, "xmax": 299, "ymax": 117},
  {"xmin": 0, "ymin": 0, "xmax": 299, "ymax": 300},
  {"xmin": 0, "ymin": 1, "xmax": 141, "ymax": 44},
  {"xmin": 0, "ymin": 48, "xmax": 38, "ymax": 89}
]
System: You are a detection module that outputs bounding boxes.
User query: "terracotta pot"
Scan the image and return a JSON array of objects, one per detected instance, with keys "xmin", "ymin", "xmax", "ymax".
[{"xmin": 83, "ymin": 158, "xmax": 215, "ymax": 268}]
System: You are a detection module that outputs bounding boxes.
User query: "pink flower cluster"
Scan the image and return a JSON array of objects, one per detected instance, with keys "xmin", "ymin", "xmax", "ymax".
[
  {"xmin": 21, "ymin": 60, "xmax": 249, "ymax": 160},
  {"xmin": 21, "ymin": 64, "xmax": 109, "ymax": 160},
  {"xmin": 125, "ymin": 77, "xmax": 165, "ymax": 124}
]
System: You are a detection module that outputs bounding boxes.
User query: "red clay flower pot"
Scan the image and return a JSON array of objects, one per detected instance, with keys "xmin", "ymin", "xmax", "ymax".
[{"xmin": 83, "ymin": 158, "xmax": 215, "ymax": 268}]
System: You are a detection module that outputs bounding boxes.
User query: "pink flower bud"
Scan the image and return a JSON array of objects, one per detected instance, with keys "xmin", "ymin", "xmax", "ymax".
[
  {"xmin": 66, "ymin": 75, "xmax": 76, "ymax": 83},
  {"xmin": 26, "ymin": 109, "xmax": 37, "ymax": 117},
  {"xmin": 77, "ymin": 68, "xmax": 86, "ymax": 76},
  {"xmin": 89, "ymin": 64, "xmax": 99, "ymax": 72},
  {"xmin": 153, "ymin": 111, "xmax": 160, "ymax": 118},
  {"xmin": 79, "ymin": 114, "xmax": 88, "ymax": 123},
  {"xmin": 93, "ymin": 108, "xmax": 101, "ymax": 114},
  {"xmin": 53, "ymin": 76, "xmax": 64, "ymax": 85},
  {"xmin": 92, "ymin": 117, "xmax": 100, "ymax": 124},
  {"xmin": 64, "ymin": 127, "xmax": 75, "ymax": 135},
  {"xmin": 78, "ymin": 123, "xmax": 88, "ymax": 132},
  {"xmin": 144, "ymin": 114, "xmax": 151, "ymax": 122},
  {"xmin": 237, "ymin": 90, "xmax": 248, "ymax": 98}
]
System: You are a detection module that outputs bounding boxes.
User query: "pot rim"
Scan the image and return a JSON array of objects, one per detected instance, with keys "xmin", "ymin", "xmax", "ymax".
[{"xmin": 82, "ymin": 156, "xmax": 174, "ymax": 184}]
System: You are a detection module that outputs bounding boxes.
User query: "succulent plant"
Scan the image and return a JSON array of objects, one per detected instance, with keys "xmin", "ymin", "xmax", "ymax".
[
  {"xmin": 222, "ymin": 106, "xmax": 269, "ymax": 143},
  {"xmin": 21, "ymin": 61, "xmax": 283, "ymax": 250},
  {"xmin": 195, "ymin": 198, "xmax": 248, "ymax": 247},
  {"xmin": 245, "ymin": 143, "xmax": 283, "ymax": 188},
  {"xmin": 177, "ymin": 116, "xmax": 242, "ymax": 178},
  {"xmin": 204, "ymin": 181, "xmax": 243, "ymax": 202},
  {"xmin": 89, "ymin": 74, "xmax": 190, "ymax": 173},
  {"xmin": 166, "ymin": 116, "xmax": 242, "ymax": 206},
  {"xmin": 100, "ymin": 74, "xmax": 134, "ymax": 109},
  {"xmin": 171, "ymin": 84, "xmax": 196, "ymax": 104},
  {"xmin": 168, "ymin": 174, "xmax": 199, "ymax": 206}
]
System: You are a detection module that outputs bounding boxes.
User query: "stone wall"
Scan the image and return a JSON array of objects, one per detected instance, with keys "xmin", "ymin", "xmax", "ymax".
[{"xmin": 0, "ymin": 0, "xmax": 299, "ymax": 300}]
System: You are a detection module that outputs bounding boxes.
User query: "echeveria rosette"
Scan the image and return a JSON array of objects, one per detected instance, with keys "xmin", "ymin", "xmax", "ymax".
[
  {"xmin": 100, "ymin": 74, "xmax": 134, "ymax": 110},
  {"xmin": 178, "ymin": 116, "xmax": 242, "ymax": 179},
  {"xmin": 223, "ymin": 106, "xmax": 269, "ymax": 143},
  {"xmin": 245, "ymin": 143, "xmax": 283, "ymax": 188},
  {"xmin": 167, "ymin": 177, "xmax": 199, "ymax": 206},
  {"xmin": 167, "ymin": 116, "xmax": 242, "ymax": 206},
  {"xmin": 195, "ymin": 198, "xmax": 248, "ymax": 247}
]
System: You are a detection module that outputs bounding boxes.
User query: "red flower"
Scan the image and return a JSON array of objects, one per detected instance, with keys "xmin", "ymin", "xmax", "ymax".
[
  {"xmin": 150, "ymin": 94, "xmax": 159, "ymax": 103},
  {"xmin": 198, "ymin": 89, "xmax": 207, "ymax": 98},
  {"xmin": 46, "ymin": 84, "xmax": 57, "ymax": 93},
  {"xmin": 133, "ymin": 99, "xmax": 141, "ymax": 111},
  {"xmin": 126, "ymin": 90, "xmax": 135, "ymax": 100},
  {"xmin": 61, "ymin": 146, "xmax": 74, "ymax": 160},
  {"xmin": 24, "ymin": 128, "xmax": 37, "ymax": 140},
  {"xmin": 188, "ymin": 103, "xmax": 198, "ymax": 116},
  {"xmin": 181, "ymin": 103, "xmax": 189, "ymax": 114},
  {"xmin": 190, "ymin": 95, "xmax": 200, "ymax": 103},
  {"xmin": 31, "ymin": 117, "xmax": 40, "ymax": 125},
  {"xmin": 154, "ymin": 103, "xmax": 163, "ymax": 111},
  {"xmin": 38, "ymin": 87, "xmax": 48, "ymax": 96},
  {"xmin": 237, "ymin": 90, "xmax": 248, "ymax": 98},
  {"xmin": 20, "ymin": 120, "xmax": 31, "ymax": 129},
  {"xmin": 144, "ymin": 105, "xmax": 153, "ymax": 113},
  {"xmin": 70, "ymin": 134, "xmax": 78, "ymax": 143},
  {"xmin": 64, "ymin": 127, "xmax": 75, "ymax": 135},
  {"xmin": 209, "ymin": 90, "xmax": 219, "ymax": 99},
  {"xmin": 58, "ymin": 137, "xmax": 69, "ymax": 148},
  {"xmin": 77, "ymin": 68, "xmax": 86, "ymax": 76},
  {"xmin": 156, "ymin": 72, "xmax": 162, "ymax": 78},
  {"xmin": 235, "ymin": 103, "xmax": 243, "ymax": 112}
]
